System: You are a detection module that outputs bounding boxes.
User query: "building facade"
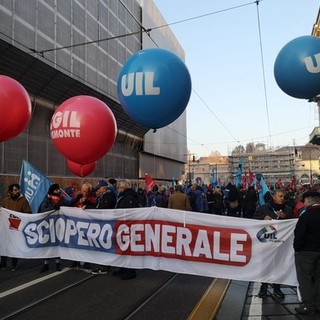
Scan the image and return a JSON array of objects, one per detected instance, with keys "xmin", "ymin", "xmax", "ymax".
[
  {"xmin": 0, "ymin": 0, "xmax": 187, "ymax": 200},
  {"xmin": 228, "ymin": 144, "xmax": 320, "ymax": 186},
  {"xmin": 185, "ymin": 144, "xmax": 320, "ymax": 188}
]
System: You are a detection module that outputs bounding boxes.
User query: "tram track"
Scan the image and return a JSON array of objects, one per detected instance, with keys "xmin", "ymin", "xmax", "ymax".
[
  {"xmin": 122, "ymin": 273, "xmax": 179, "ymax": 320},
  {"xmin": 0, "ymin": 270, "xmax": 95, "ymax": 320},
  {"xmin": 0, "ymin": 262, "xmax": 227, "ymax": 320}
]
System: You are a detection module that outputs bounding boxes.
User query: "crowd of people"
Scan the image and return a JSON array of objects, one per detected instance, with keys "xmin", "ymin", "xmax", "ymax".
[{"xmin": 1, "ymin": 178, "xmax": 320, "ymax": 314}]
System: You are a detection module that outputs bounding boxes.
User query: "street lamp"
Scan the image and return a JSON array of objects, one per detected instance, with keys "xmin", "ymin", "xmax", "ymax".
[{"xmin": 184, "ymin": 153, "xmax": 198, "ymax": 184}]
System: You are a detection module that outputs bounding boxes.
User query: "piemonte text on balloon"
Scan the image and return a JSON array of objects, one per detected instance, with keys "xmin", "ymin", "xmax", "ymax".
[{"xmin": 50, "ymin": 95, "xmax": 117, "ymax": 164}]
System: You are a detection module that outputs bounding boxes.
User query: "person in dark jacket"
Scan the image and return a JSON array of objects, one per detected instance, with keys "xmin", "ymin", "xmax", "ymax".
[
  {"xmin": 0, "ymin": 183, "xmax": 31, "ymax": 271},
  {"xmin": 38, "ymin": 183, "xmax": 78, "ymax": 273},
  {"xmin": 38, "ymin": 183, "xmax": 77, "ymax": 213},
  {"xmin": 94, "ymin": 180, "xmax": 117, "ymax": 209},
  {"xmin": 113, "ymin": 179, "xmax": 139, "ymax": 280},
  {"xmin": 253, "ymin": 189, "xmax": 294, "ymax": 299},
  {"xmin": 91, "ymin": 180, "xmax": 117, "ymax": 275},
  {"xmin": 147, "ymin": 185, "xmax": 165, "ymax": 207},
  {"xmin": 224, "ymin": 184, "xmax": 241, "ymax": 217},
  {"xmin": 243, "ymin": 186, "xmax": 258, "ymax": 218},
  {"xmin": 212, "ymin": 187, "xmax": 225, "ymax": 215},
  {"xmin": 293, "ymin": 191, "xmax": 320, "ymax": 315},
  {"xmin": 137, "ymin": 188, "xmax": 147, "ymax": 207},
  {"xmin": 188, "ymin": 183, "xmax": 205, "ymax": 212}
]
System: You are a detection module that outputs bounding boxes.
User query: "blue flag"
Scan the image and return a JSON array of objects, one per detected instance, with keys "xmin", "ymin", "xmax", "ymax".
[
  {"xmin": 235, "ymin": 159, "xmax": 243, "ymax": 188},
  {"xmin": 258, "ymin": 175, "xmax": 269, "ymax": 206},
  {"xmin": 252, "ymin": 174, "xmax": 269, "ymax": 206},
  {"xmin": 211, "ymin": 168, "xmax": 217, "ymax": 187},
  {"xmin": 19, "ymin": 160, "xmax": 53, "ymax": 213}
]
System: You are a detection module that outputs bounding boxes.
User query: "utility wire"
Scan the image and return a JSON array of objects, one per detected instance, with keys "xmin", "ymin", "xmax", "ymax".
[
  {"xmin": 192, "ymin": 88, "xmax": 240, "ymax": 144},
  {"xmin": 151, "ymin": 1, "xmax": 259, "ymax": 31},
  {"xmin": 255, "ymin": 0, "xmax": 272, "ymax": 148},
  {"xmin": 33, "ymin": 1, "xmax": 260, "ymax": 56},
  {"xmin": 25, "ymin": 0, "xmax": 268, "ymax": 153}
]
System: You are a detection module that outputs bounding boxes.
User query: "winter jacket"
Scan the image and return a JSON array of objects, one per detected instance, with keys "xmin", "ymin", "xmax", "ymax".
[
  {"xmin": 168, "ymin": 191, "xmax": 192, "ymax": 211},
  {"xmin": 294, "ymin": 204, "xmax": 320, "ymax": 252},
  {"xmin": 116, "ymin": 188, "xmax": 139, "ymax": 209}
]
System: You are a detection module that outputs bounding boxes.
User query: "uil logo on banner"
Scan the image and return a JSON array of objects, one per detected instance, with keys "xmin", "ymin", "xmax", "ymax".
[
  {"xmin": 256, "ymin": 225, "xmax": 278, "ymax": 243},
  {"xmin": 8, "ymin": 214, "xmax": 21, "ymax": 231}
]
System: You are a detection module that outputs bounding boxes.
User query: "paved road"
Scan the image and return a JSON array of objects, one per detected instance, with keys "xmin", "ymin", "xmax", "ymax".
[
  {"xmin": 2, "ymin": 258, "xmax": 309, "ymax": 319},
  {"xmin": 0, "ymin": 259, "xmax": 217, "ymax": 320}
]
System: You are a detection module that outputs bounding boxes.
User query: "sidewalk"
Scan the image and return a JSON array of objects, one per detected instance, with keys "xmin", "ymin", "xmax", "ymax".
[{"xmin": 242, "ymin": 282, "xmax": 320, "ymax": 319}]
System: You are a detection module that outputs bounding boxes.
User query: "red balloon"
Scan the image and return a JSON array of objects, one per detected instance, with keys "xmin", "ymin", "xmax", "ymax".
[
  {"xmin": 0, "ymin": 75, "xmax": 31, "ymax": 142},
  {"xmin": 50, "ymin": 96, "xmax": 117, "ymax": 164},
  {"xmin": 67, "ymin": 159, "xmax": 96, "ymax": 177}
]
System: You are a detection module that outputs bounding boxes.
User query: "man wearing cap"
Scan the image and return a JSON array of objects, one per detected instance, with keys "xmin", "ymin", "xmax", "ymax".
[
  {"xmin": 94, "ymin": 180, "xmax": 117, "ymax": 209},
  {"xmin": 91, "ymin": 180, "xmax": 117, "ymax": 275},
  {"xmin": 294, "ymin": 191, "xmax": 320, "ymax": 315},
  {"xmin": 113, "ymin": 179, "xmax": 139, "ymax": 280}
]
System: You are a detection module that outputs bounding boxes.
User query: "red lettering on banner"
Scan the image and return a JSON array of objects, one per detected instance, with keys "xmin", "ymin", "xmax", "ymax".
[{"xmin": 114, "ymin": 220, "xmax": 251, "ymax": 266}]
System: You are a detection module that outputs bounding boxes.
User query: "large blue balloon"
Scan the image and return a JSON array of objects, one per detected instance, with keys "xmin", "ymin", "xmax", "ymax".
[
  {"xmin": 274, "ymin": 35, "xmax": 320, "ymax": 99},
  {"xmin": 117, "ymin": 48, "xmax": 192, "ymax": 129}
]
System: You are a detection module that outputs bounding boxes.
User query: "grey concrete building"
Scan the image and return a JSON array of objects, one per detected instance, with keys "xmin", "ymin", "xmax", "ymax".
[{"xmin": 0, "ymin": 0, "xmax": 187, "ymax": 196}]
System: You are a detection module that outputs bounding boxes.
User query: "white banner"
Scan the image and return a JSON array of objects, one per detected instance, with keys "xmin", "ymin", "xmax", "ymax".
[{"xmin": 0, "ymin": 206, "xmax": 298, "ymax": 286}]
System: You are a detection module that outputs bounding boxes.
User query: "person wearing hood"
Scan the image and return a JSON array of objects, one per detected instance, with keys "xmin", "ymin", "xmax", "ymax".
[{"xmin": 0, "ymin": 183, "xmax": 31, "ymax": 270}]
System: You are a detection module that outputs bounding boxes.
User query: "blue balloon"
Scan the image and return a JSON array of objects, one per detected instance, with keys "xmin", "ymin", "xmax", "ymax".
[
  {"xmin": 117, "ymin": 48, "xmax": 192, "ymax": 129},
  {"xmin": 274, "ymin": 35, "xmax": 320, "ymax": 99}
]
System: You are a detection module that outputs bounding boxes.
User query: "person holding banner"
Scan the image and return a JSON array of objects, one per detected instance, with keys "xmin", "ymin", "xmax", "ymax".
[
  {"xmin": 38, "ymin": 183, "xmax": 76, "ymax": 272},
  {"xmin": 294, "ymin": 191, "xmax": 320, "ymax": 315},
  {"xmin": 74, "ymin": 182, "xmax": 96, "ymax": 210},
  {"xmin": 91, "ymin": 180, "xmax": 117, "ymax": 275},
  {"xmin": 254, "ymin": 189, "xmax": 294, "ymax": 299},
  {"xmin": 0, "ymin": 183, "xmax": 31, "ymax": 271},
  {"xmin": 113, "ymin": 179, "xmax": 139, "ymax": 280},
  {"xmin": 93, "ymin": 180, "xmax": 117, "ymax": 210}
]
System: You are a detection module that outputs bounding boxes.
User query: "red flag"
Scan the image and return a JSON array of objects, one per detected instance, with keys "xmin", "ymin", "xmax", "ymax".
[
  {"xmin": 145, "ymin": 173, "xmax": 156, "ymax": 193},
  {"xmin": 248, "ymin": 170, "xmax": 255, "ymax": 185},
  {"xmin": 277, "ymin": 178, "xmax": 283, "ymax": 189},
  {"xmin": 242, "ymin": 174, "xmax": 247, "ymax": 189},
  {"xmin": 290, "ymin": 176, "xmax": 297, "ymax": 189}
]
